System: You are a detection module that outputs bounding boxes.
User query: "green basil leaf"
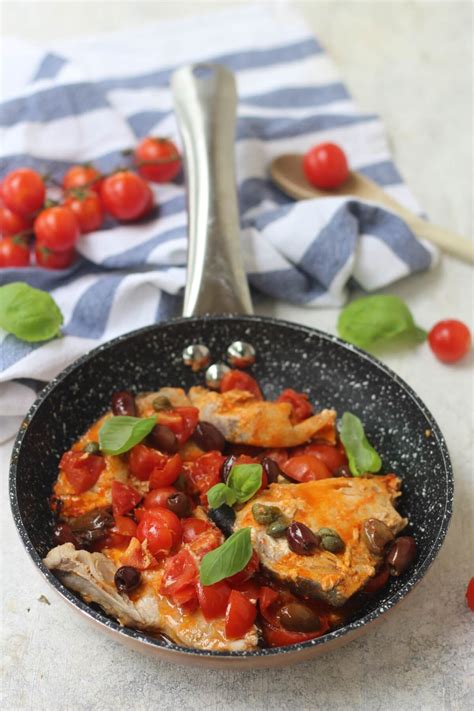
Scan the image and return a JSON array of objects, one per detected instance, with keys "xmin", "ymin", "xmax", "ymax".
[
  {"xmin": 207, "ymin": 483, "xmax": 237, "ymax": 509},
  {"xmin": 227, "ymin": 463, "xmax": 262, "ymax": 503},
  {"xmin": 339, "ymin": 412, "xmax": 382, "ymax": 477},
  {"xmin": 99, "ymin": 415, "xmax": 156, "ymax": 455},
  {"xmin": 337, "ymin": 295, "xmax": 427, "ymax": 350},
  {"xmin": 200, "ymin": 528, "xmax": 253, "ymax": 586},
  {"xmin": 0, "ymin": 282, "xmax": 63, "ymax": 342}
]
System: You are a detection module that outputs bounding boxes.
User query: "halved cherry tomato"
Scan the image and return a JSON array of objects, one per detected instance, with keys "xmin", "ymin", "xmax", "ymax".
[
  {"xmin": 114, "ymin": 514, "xmax": 138, "ymax": 539},
  {"xmin": 120, "ymin": 537, "xmax": 157, "ymax": 570},
  {"xmin": 136, "ymin": 511, "xmax": 175, "ymax": 558},
  {"xmin": 137, "ymin": 507, "xmax": 182, "ymax": 550},
  {"xmin": 226, "ymin": 550, "xmax": 259, "ymax": 586},
  {"xmin": 276, "ymin": 389, "xmax": 313, "ymax": 423},
  {"xmin": 183, "ymin": 451, "xmax": 226, "ymax": 502},
  {"xmin": 63, "ymin": 164, "xmax": 103, "ymax": 194},
  {"xmin": 188, "ymin": 527, "xmax": 223, "ymax": 559},
  {"xmin": 364, "ymin": 567, "xmax": 390, "ymax": 594},
  {"xmin": 64, "ymin": 189, "xmax": 104, "ymax": 233},
  {"xmin": 161, "ymin": 549, "xmax": 198, "ymax": 603},
  {"xmin": 220, "ymin": 370, "xmax": 263, "ymax": 400},
  {"xmin": 111, "ymin": 481, "xmax": 142, "ymax": 516},
  {"xmin": 149, "ymin": 453, "xmax": 182, "ymax": 489},
  {"xmin": 197, "ymin": 580, "xmax": 231, "ymax": 620},
  {"xmin": 60, "ymin": 450, "xmax": 105, "ymax": 493},
  {"xmin": 182, "ymin": 517, "xmax": 211, "ymax": 543},
  {"xmin": 2, "ymin": 168, "xmax": 45, "ymax": 216},
  {"xmin": 282, "ymin": 454, "xmax": 331, "ymax": 482},
  {"xmin": 129, "ymin": 444, "xmax": 167, "ymax": 481},
  {"xmin": 225, "ymin": 590, "xmax": 257, "ymax": 639},
  {"xmin": 295, "ymin": 443, "xmax": 348, "ymax": 473},
  {"xmin": 143, "ymin": 486, "xmax": 177, "ymax": 510}
]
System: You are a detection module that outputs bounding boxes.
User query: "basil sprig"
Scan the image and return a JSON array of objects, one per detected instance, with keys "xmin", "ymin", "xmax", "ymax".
[
  {"xmin": 99, "ymin": 415, "xmax": 156, "ymax": 455},
  {"xmin": 207, "ymin": 463, "xmax": 262, "ymax": 510},
  {"xmin": 339, "ymin": 412, "xmax": 382, "ymax": 477},
  {"xmin": 200, "ymin": 528, "xmax": 253, "ymax": 585},
  {"xmin": 337, "ymin": 295, "xmax": 426, "ymax": 350},
  {"xmin": 0, "ymin": 282, "xmax": 63, "ymax": 342}
]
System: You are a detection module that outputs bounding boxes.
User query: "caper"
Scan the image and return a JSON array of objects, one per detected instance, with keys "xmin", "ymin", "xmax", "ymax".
[
  {"xmin": 83, "ymin": 441, "xmax": 100, "ymax": 454},
  {"xmin": 267, "ymin": 519, "xmax": 289, "ymax": 538},
  {"xmin": 252, "ymin": 503, "xmax": 283, "ymax": 525},
  {"xmin": 318, "ymin": 528, "xmax": 345, "ymax": 554},
  {"xmin": 152, "ymin": 395, "xmax": 172, "ymax": 411}
]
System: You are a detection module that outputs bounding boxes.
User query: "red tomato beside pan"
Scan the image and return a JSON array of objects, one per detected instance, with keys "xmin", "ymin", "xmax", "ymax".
[{"xmin": 9, "ymin": 65, "xmax": 453, "ymax": 669}]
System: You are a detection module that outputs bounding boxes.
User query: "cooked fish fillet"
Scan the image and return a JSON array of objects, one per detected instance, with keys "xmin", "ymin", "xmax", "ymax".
[
  {"xmin": 188, "ymin": 387, "xmax": 336, "ymax": 447},
  {"xmin": 44, "ymin": 543, "xmax": 258, "ymax": 651},
  {"xmin": 234, "ymin": 475, "xmax": 407, "ymax": 606}
]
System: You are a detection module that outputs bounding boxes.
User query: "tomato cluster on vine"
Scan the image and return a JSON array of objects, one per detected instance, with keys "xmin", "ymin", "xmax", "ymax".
[{"xmin": 0, "ymin": 137, "xmax": 181, "ymax": 269}]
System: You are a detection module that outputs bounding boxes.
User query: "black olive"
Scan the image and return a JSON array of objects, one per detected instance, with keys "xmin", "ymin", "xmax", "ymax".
[
  {"xmin": 286, "ymin": 522, "xmax": 320, "ymax": 556},
  {"xmin": 208, "ymin": 504, "xmax": 235, "ymax": 537},
  {"xmin": 278, "ymin": 603, "xmax": 321, "ymax": 632},
  {"xmin": 262, "ymin": 456, "xmax": 284, "ymax": 484},
  {"xmin": 362, "ymin": 519, "xmax": 394, "ymax": 555},
  {"xmin": 149, "ymin": 424, "xmax": 179, "ymax": 454},
  {"xmin": 333, "ymin": 464, "xmax": 352, "ymax": 478},
  {"xmin": 114, "ymin": 566, "xmax": 141, "ymax": 593},
  {"xmin": 112, "ymin": 391, "xmax": 136, "ymax": 417},
  {"xmin": 52, "ymin": 522, "xmax": 78, "ymax": 547},
  {"xmin": 386, "ymin": 536, "xmax": 417, "ymax": 576},
  {"xmin": 221, "ymin": 455, "xmax": 236, "ymax": 483},
  {"xmin": 167, "ymin": 492, "xmax": 190, "ymax": 518},
  {"xmin": 69, "ymin": 508, "xmax": 114, "ymax": 547},
  {"xmin": 193, "ymin": 422, "xmax": 226, "ymax": 452}
]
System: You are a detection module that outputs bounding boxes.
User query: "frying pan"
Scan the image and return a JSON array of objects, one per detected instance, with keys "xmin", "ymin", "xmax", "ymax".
[{"xmin": 9, "ymin": 65, "xmax": 453, "ymax": 669}]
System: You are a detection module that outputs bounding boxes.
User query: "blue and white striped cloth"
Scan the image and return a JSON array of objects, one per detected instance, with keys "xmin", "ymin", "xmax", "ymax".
[{"xmin": 0, "ymin": 5, "xmax": 437, "ymax": 440}]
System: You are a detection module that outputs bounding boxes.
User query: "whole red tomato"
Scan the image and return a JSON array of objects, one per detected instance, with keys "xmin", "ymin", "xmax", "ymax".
[
  {"xmin": 100, "ymin": 171, "xmax": 153, "ymax": 221},
  {"xmin": 34, "ymin": 206, "xmax": 80, "ymax": 251},
  {"xmin": 2, "ymin": 168, "xmax": 45, "ymax": 216},
  {"xmin": 303, "ymin": 142, "xmax": 349, "ymax": 190},
  {"xmin": 35, "ymin": 244, "xmax": 75, "ymax": 269},
  {"xmin": 64, "ymin": 189, "xmax": 104, "ymax": 233},
  {"xmin": 63, "ymin": 164, "xmax": 103, "ymax": 194},
  {"xmin": 0, "ymin": 236, "xmax": 30, "ymax": 267},
  {"xmin": 134, "ymin": 137, "xmax": 181, "ymax": 183},
  {"xmin": 428, "ymin": 320, "xmax": 471, "ymax": 363},
  {"xmin": 0, "ymin": 200, "xmax": 31, "ymax": 237}
]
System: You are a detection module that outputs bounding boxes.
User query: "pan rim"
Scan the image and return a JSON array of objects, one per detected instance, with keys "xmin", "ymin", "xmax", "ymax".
[{"xmin": 9, "ymin": 314, "xmax": 453, "ymax": 659}]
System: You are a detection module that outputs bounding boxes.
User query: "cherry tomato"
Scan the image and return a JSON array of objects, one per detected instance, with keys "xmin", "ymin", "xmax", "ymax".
[
  {"xmin": 34, "ymin": 206, "xmax": 80, "ymax": 251},
  {"xmin": 2, "ymin": 168, "xmax": 45, "ymax": 216},
  {"xmin": 295, "ymin": 443, "xmax": 348, "ymax": 473},
  {"xmin": 197, "ymin": 580, "xmax": 231, "ymax": 620},
  {"xmin": 137, "ymin": 507, "xmax": 182, "ymax": 549},
  {"xmin": 161, "ymin": 549, "xmax": 198, "ymax": 603},
  {"xmin": 183, "ymin": 451, "xmax": 226, "ymax": 502},
  {"xmin": 157, "ymin": 407, "xmax": 199, "ymax": 445},
  {"xmin": 149, "ymin": 453, "xmax": 183, "ymax": 488},
  {"xmin": 60, "ymin": 450, "xmax": 105, "ymax": 493},
  {"xmin": 63, "ymin": 164, "xmax": 103, "ymax": 194},
  {"xmin": 0, "ymin": 236, "xmax": 30, "ymax": 267},
  {"xmin": 220, "ymin": 370, "xmax": 263, "ymax": 400},
  {"xmin": 188, "ymin": 526, "xmax": 222, "ymax": 559},
  {"xmin": 466, "ymin": 577, "xmax": 474, "ymax": 612},
  {"xmin": 226, "ymin": 550, "xmax": 259, "ymax": 586},
  {"xmin": 64, "ymin": 189, "xmax": 104, "ymax": 233},
  {"xmin": 259, "ymin": 586, "xmax": 280, "ymax": 624},
  {"xmin": 263, "ymin": 448, "xmax": 289, "ymax": 468},
  {"xmin": 114, "ymin": 514, "xmax": 138, "ymax": 539},
  {"xmin": 182, "ymin": 517, "xmax": 212, "ymax": 543},
  {"xmin": 428, "ymin": 320, "xmax": 471, "ymax": 363},
  {"xmin": 143, "ymin": 486, "xmax": 178, "ymax": 510},
  {"xmin": 136, "ymin": 512, "xmax": 175, "ymax": 558},
  {"xmin": 35, "ymin": 244, "xmax": 75, "ymax": 269},
  {"xmin": 283, "ymin": 454, "xmax": 331, "ymax": 482},
  {"xmin": 263, "ymin": 622, "xmax": 326, "ymax": 648},
  {"xmin": 129, "ymin": 444, "xmax": 167, "ymax": 481},
  {"xmin": 0, "ymin": 201, "xmax": 31, "ymax": 237},
  {"xmin": 111, "ymin": 481, "xmax": 142, "ymax": 516},
  {"xmin": 303, "ymin": 142, "xmax": 349, "ymax": 190},
  {"xmin": 134, "ymin": 137, "xmax": 181, "ymax": 183},
  {"xmin": 100, "ymin": 171, "xmax": 152, "ymax": 221},
  {"xmin": 225, "ymin": 590, "xmax": 257, "ymax": 639},
  {"xmin": 364, "ymin": 567, "xmax": 390, "ymax": 593},
  {"xmin": 276, "ymin": 389, "xmax": 313, "ymax": 423}
]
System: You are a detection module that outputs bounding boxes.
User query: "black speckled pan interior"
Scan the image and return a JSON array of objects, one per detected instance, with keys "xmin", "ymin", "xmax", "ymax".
[{"xmin": 9, "ymin": 315, "xmax": 453, "ymax": 665}]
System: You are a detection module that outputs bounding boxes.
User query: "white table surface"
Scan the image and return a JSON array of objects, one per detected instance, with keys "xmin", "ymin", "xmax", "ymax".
[{"xmin": 1, "ymin": 2, "xmax": 473, "ymax": 710}]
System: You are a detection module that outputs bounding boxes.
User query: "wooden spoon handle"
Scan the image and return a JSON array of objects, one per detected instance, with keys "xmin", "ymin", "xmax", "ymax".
[{"xmin": 352, "ymin": 174, "xmax": 474, "ymax": 264}]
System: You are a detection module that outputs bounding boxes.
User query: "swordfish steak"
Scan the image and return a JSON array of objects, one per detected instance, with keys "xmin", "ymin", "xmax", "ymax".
[{"xmin": 234, "ymin": 475, "xmax": 407, "ymax": 606}]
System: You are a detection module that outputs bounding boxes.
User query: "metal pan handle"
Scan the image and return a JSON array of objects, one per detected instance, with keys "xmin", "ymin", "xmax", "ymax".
[{"xmin": 172, "ymin": 64, "xmax": 253, "ymax": 317}]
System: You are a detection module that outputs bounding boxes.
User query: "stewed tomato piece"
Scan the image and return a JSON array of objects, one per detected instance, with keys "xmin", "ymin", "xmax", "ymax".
[
  {"xmin": 220, "ymin": 370, "xmax": 263, "ymax": 400},
  {"xmin": 276, "ymin": 389, "xmax": 313, "ymax": 423},
  {"xmin": 225, "ymin": 590, "xmax": 257, "ymax": 639},
  {"xmin": 161, "ymin": 549, "xmax": 198, "ymax": 606},
  {"xmin": 282, "ymin": 454, "xmax": 331, "ymax": 482},
  {"xmin": 113, "ymin": 515, "xmax": 138, "ymax": 539},
  {"xmin": 143, "ymin": 486, "xmax": 177, "ymax": 510},
  {"xmin": 295, "ymin": 443, "xmax": 348, "ymax": 473},
  {"xmin": 197, "ymin": 580, "xmax": 232, "ymax": 621},
  {"xmin": 182, "ymin": 517, "xmax": 211, "ymax": 543},
  {"xmin": 111, "ymin": 481, "xmax": 142, "ymax": 516},
  {"xmin": 226, "ymin": 550, "xmax": 259, "ymax": 586},
  {"xmin": 128, "ymin": 444, "xmax": 167, "ymax": 481},
  {"xmin": 137, "ymin": 507, "xmax": 182, "ymax": 553},
  {"xmin": 60, "ymin": 450, "xmax": 105, "ymax": 493},
  {"xmin": 149, "ymin": 453, "xmax": 182, "ymax": 489},
  {"xmin": 157, "ymin": 407, "xmax": 199, "ymax": 445},
  {"xmin": 183, "ymin": 451, "xmax": 226, "ymax": 502}
]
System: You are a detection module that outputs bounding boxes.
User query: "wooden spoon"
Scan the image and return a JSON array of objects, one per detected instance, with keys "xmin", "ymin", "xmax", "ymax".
[{"xmin": 270, "ymin": 154, "xmax": 473, "ymax": 264}]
